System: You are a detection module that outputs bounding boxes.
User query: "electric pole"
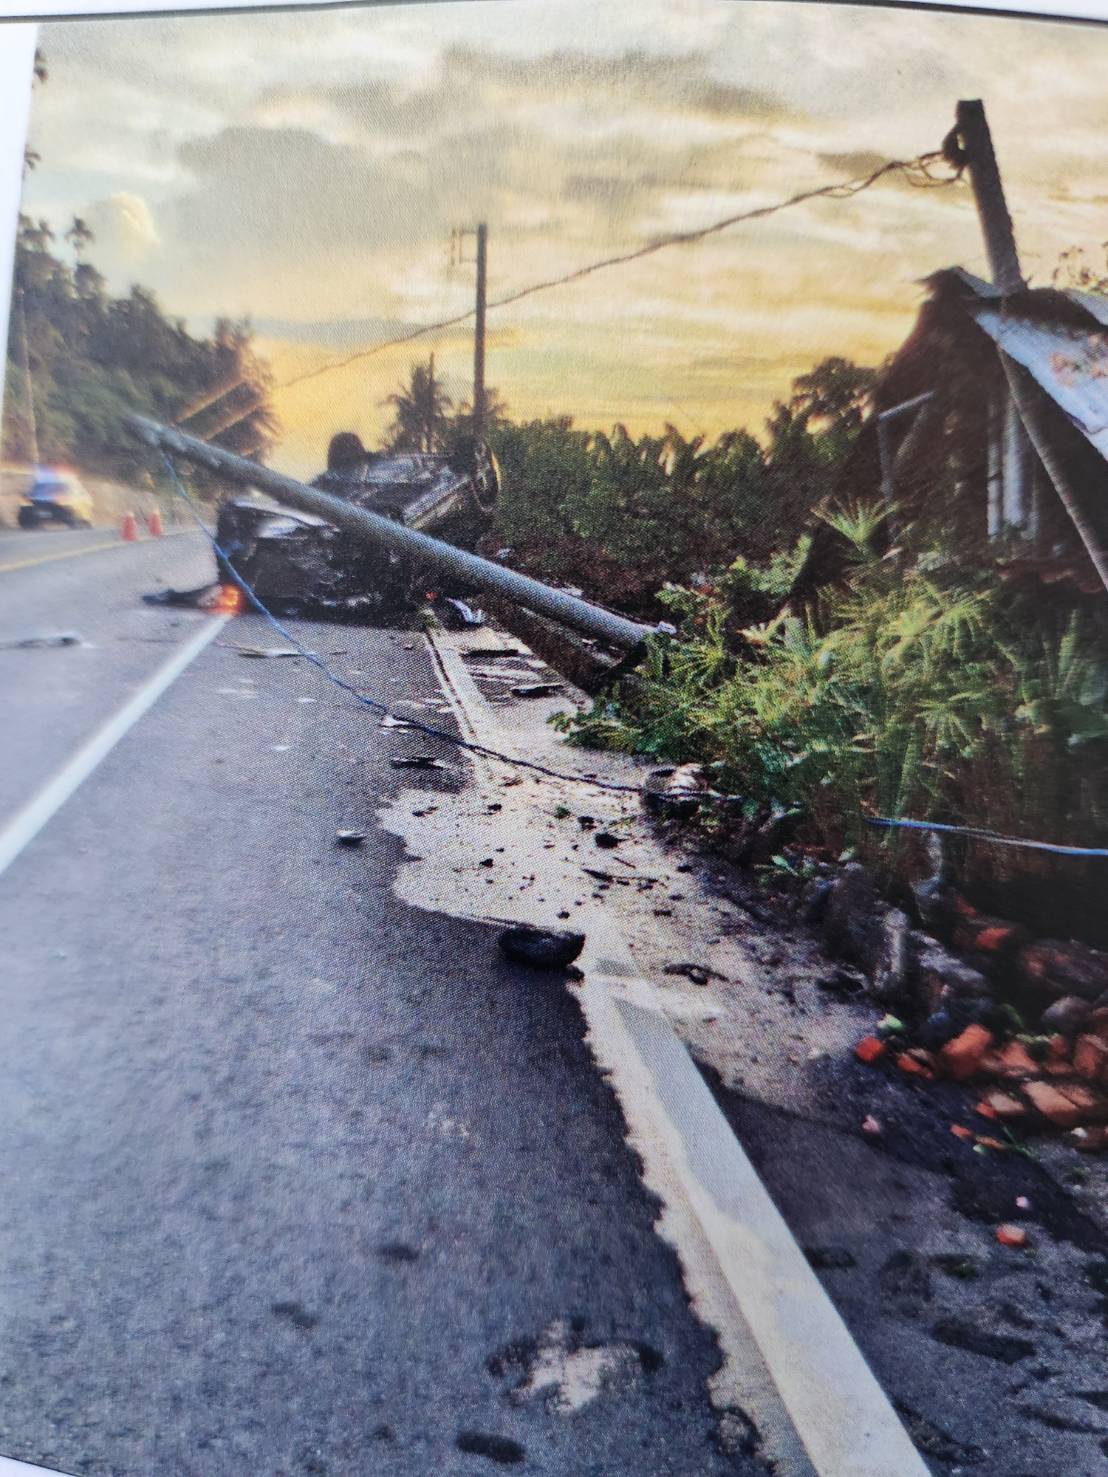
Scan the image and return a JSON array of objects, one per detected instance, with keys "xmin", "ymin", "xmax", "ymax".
[
  {"xmin": 954, "ymin": 99, "xmax": 1024, "ymax": 296},
  {"xmin": 16, "ymin": 290, "xmax": 38, "ymax": 464},
  {"xmin": 954, "ymin": 98, "xmax": 1108, "ymax": 594},
  {"xmin": 473, "ymin": 222, "xmax": 488, "ymax": 440}
]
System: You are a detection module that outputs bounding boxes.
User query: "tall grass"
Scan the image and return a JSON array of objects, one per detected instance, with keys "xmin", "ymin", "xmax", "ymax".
[{"xmin": 558, "ymin": 505, "xmax": 1108, "ymax": 865}]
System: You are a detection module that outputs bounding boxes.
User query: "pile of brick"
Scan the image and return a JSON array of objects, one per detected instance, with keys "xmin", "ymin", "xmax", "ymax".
[
  {"xmin": 803, "ymin": 854, "xmax": 1108, "ymax": 1149},
  {"xmin": 854, "ymin": 1011, "xmax": 1108, "ymax": 1150}
]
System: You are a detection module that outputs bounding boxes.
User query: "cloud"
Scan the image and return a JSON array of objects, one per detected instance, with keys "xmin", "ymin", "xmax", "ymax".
[{"xmin": 84, "ymin": 192, "xmax": 160, "ymax": 261}]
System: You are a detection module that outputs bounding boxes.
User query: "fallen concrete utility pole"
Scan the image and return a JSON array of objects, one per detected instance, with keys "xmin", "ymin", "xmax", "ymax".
[{"xmin": 125, "ymin": 415, "xmax": 657, "ymax": 651}]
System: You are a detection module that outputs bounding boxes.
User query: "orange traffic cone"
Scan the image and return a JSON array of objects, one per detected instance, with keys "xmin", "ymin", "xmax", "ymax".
[
  {"xmin": 120, "ymin": 511, "xmax": 138, "ymax": 541},
  {"xmin": 147, "ymin": 508, "xmax": 163, "ymax": 537}
]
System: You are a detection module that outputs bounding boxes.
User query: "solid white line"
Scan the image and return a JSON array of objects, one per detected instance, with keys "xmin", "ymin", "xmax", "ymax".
[
  {"xmin": 0, "ymin": 615, "xmax": 229, "ymax": 880},
  {"xmin": 425, "ymin": 626, "xmax": 929, "ymax": 1476},
  {"xmin": 0, "ymin": 1457, "xmax": 74, "ymax": 1476}
]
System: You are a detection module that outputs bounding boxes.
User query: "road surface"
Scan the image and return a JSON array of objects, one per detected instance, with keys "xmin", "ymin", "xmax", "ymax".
[{"xmin": 0, "ymin": 529, "xmax": 750, "ymax": 1476}]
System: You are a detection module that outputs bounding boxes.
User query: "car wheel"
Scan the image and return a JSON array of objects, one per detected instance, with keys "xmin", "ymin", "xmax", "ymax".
[{"xmin": 17, "ymin": 507, "xmax": 38, "ymax": 529}]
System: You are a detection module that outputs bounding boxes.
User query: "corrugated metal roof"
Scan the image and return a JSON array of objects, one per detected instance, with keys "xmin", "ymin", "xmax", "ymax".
[{"xmin": 967, "ymin": 303, "xmax": 1108, "ymax": 462}]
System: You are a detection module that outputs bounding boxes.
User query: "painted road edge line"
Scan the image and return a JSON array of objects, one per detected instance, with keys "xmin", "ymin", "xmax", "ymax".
[
  {"xmin": 0, "ymin": 614, "xmax": 229, "ymax": 880},
  {"xmin": 0, "ymin": 1456, "xmax": 74, "ymax": 1476},
  {"xmin": 424, "ymin": 625, "xmax": 929, "ymax": 1477},
  {"xmin": 0, "ymin": 527, "xmax": 193, "ymax": 575}
]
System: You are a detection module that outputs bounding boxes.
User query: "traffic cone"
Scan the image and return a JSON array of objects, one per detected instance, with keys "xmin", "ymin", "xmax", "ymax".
[
  {"xmin": 147, "ymin": 508, "xmax": 163, "ymax": 537},
  {"xmin": 120, "ymin": 511, "xmax": 138, "ymax": 541}
]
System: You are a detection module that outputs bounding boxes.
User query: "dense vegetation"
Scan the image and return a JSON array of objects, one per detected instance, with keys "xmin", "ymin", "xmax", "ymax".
[{"xmin": 3, "ymin": 214, "xmax": 277, "ymax": 482}]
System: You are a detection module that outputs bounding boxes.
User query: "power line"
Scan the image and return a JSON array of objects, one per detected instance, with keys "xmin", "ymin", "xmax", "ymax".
[{"xmin": 275, "ymin": 151, "xmax": 962, "ymax": 395}]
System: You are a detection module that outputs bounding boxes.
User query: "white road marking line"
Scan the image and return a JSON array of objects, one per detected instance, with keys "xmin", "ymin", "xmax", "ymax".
[
  {"xmin": 424, "ymin": 627, "xmax": 929, "ymax": 1477},
  {"xmin": 0, "ymin": 615, "xmax": 229, "ymax": 880},
  {"xmin": 0, "ymin": 527, "xmax": 193, "ymax": 575},
  {"xmin": 0, "ymin": 1457, "xmax": 74, "ymax": 1476}
]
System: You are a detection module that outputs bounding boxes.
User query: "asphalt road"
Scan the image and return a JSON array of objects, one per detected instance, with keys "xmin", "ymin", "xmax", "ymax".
[{"xmin": 0, "ymin": 530, "xmax": 752, "ymax": 1476}]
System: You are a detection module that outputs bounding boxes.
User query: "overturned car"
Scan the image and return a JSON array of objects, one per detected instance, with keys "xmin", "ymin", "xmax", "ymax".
[{"xmin": 152, "ymin": 432, "xmax": 500, "ymax": 620}]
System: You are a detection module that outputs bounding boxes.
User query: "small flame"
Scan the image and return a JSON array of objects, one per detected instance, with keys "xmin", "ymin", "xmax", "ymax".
[{"xmin": 213, "ymin": 583, "xmax": 244, "ymax": 614}]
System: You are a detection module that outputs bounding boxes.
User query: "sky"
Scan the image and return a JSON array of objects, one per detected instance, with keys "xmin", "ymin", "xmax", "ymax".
[{"xmin": 18, "ymin": 0, "xmax": 1108, "ymax": 476}]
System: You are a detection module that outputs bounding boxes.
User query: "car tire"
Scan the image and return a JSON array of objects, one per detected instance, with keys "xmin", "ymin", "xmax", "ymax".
[{"xmin": 17, "ymin": 507, "xmax": 38, "ymax": 529}]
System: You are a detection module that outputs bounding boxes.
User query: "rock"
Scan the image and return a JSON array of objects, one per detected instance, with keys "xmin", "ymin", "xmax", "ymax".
[
  {"xmin": 1039, "ymin": 995, "xmax": 1092, "ymax": 1036},
  {"xmin": 642, "ymin": 764, "xmax": 709, "ymax": 818},
  {"xmin": 869, "ymin": 908, "xmax": 913, "ymax": 1004},
  {"xmin": 915, "ymin": 939, "xmax": 991, "ymax": 1014},
  {"xmin": 823, "ymin": 864, "xmax": 881, "ymax": 967},
  {"xmin": 939, "ymin": 1024, "xmax": 994, "ymax": 1081},
  {"xmin": 1018, "ymin": 939, "xmax": 1108, "ymax": 1003},
  {"xmin": 799, "ymin": 876, "xmax": 834, "ymax": 927},
  {"xmin": 1074, "ymin": 1034, "xmax": 1108, "ymax": 1083},
  {"xmin": 497, "ymin": 925, "xmax": 586, "ymax": 970},
  {"xmin": 335, "ymin": 829, "xmax": 367, "ymax": 846}
]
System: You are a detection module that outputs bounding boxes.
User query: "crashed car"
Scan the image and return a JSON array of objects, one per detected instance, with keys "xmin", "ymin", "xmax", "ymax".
[
  {"xmin": 18, "ymin": 467, "xmax": 95, "ymax": 529},
  {"xmin": 150, "ymin": 432, "xmax": 500, "ymax": 619}
]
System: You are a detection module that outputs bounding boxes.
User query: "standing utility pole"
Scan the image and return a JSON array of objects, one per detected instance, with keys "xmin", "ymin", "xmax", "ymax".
[
  {"xmin": 955, "ymin": 98, "xmax": 1108, "ymax": 594},
  {"xmin": 473, "ymin": 222, "xmax": 488, "ymax": 440},
  {"xmin": 954, "ymin": 99, "xmax": 1024, "ymax": 296},
  {"xmin": 16, "ymin": 291, "xmax": 38, "ymax": 464}
]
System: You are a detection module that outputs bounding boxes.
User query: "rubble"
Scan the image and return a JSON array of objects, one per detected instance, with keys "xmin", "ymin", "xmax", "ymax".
[
  {"xmin": 642, "ymin": 765, "xmax": 710, "ymax": 819},
  {"xmin": 1040, "ymin": 995, "xmax": 1093, "ymax": 1036},
  {"xmin": 996, "ymin": 1224, "xmax": 1029, "ymax": 1249}
]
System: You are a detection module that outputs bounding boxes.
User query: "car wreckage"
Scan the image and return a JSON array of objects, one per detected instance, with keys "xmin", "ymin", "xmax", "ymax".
[{"xmin": 149, "ymin": 431, "xmax": 500, "ymax": 621}]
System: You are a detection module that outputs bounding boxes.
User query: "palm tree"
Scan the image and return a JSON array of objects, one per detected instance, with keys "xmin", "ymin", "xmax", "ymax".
[
  {"xmin": 65, "ymin": 216, "xmax": 95, "ymax": 259},
  {"xmin": 383, "ymin": 356, "xmax": 453, "ymax": 454}
]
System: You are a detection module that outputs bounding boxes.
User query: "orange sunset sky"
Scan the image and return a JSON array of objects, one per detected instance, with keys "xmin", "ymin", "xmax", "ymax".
[{"xmin": 19, "ymin": 0, "xmax": 1108, "ymax": 476}]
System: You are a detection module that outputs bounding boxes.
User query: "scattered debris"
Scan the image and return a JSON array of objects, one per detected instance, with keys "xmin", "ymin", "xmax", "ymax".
[
  {"xmin": 855, "ymin": 1036, "xmax": 887, "ymax": 1065},
  {"xmin": 436, "ymin": 596, "xmax": 484, "ymax": 629},
  {"xmin": 996, "ymin": 1224, "xmax": 1029, "ymax": 1249},
  {"xmin": 379, "ymin": 714, "xmax": 414, "ymax": 729},
  {"xmin": 663, "ymin": 961, "xmax": 726, "ymax": 987},
  {"xmin": 498, "ymin": 925, "xmax": 585, "ymax": 970},
  {"xmin": 0, "ymin": 631, "xmax": 81, "ymax": 650},
  {"xmin": 861, "ymin": 1114, "xmax": 883, "ymax": 1136},
  {"xmin": 390, "ymin": 755, "xmax": 446, "ymax": 770},
  {"xmin": 232, "ymin": 644, "xmax": 302, "ymax": 659},
  {"xmin": 510, "ymin": 681, "xmax": 563, "ymax": 698},
  {"xmin": 642, "ymin": 764, "xmax": 710, "ymax": 818},
  {"xmin": 335, "ymin": 829, "xmax": 367, "ymax": 846},
  {"xmin": 593, "ymin": 831, "xmax": 621, "ymax": 850}
]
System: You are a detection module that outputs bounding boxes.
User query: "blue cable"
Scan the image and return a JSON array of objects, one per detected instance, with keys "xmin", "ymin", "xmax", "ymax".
[{"xmin": 865, "ymin": 815, "xmax": 1108, "ymax": 859}]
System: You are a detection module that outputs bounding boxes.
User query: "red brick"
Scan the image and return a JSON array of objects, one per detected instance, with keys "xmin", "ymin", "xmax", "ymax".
[
  {"xmin": 1024, "ymin": 1080, "xmax": 1087, "ymax": 1128},
  {"xmin": 854, "ymin": 1035, "xmax": 886, "ymax": 1065},
  {"xmin": 975, "ymin": 1091, "xmax": 1027, "ymax": 1122},
  {"xmin": 896, "ymin": 1049, "xmax": 936, "ymax": 1080},
  {"xmin": 1074, "ymin": 1034, "xmax": 1108, "ymax": 1083},
  {"xmin": 1055, "ymin": 1081, "xmax": 1108, "ymax": 1122},
  {"xmin": 991, "ymin": 1040, "xmax": 1040, "ymax": 1080},
  {"xmin": 939, "ymin": 1024, "xmax": 994, "ymax": 1081},
  {"xmin": 1071, "ymin": 1125, "xmax": 1108, "ymax": 1152},
  {"xmin": 996, "ymin": 1224, "xmax": 1028, "ymax": 1248}
]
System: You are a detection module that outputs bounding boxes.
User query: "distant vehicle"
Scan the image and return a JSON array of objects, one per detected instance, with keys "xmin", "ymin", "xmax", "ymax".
[{"xmin": 18, "ymin": 468, "xmax": 94, "ymax": 529}]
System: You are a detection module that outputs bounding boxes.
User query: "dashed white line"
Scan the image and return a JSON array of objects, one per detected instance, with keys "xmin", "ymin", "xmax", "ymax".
[{"xmin": 0, "ymin": 615, "xmax": 229, "ymax": 880}]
